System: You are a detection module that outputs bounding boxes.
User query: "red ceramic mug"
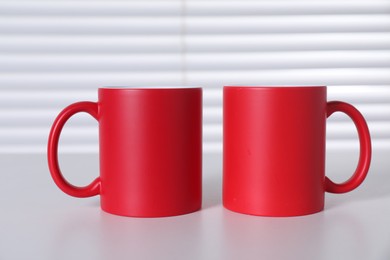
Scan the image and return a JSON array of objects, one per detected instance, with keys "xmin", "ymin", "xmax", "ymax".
[
  {"xmin": 48, "ymin": 87, "xmax": 202, "ymax": 217},
  {"xmin": 223, "ymin": 86, "xmax": 371, "ymax": 217}
]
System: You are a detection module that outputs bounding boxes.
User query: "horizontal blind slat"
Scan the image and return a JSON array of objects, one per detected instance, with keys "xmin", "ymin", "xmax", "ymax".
[
  {"xmin": 0, "ymin": 72, "xmax": 183, "ymax": 89},
  {"xmin": 0, "ymin": 54, "xmax": 181, "ymax": 72},
  {"xmin": 2, "ymin": 1, "xmax": 389, "ymax": 16},
  {"xmin": 185, "ymin": 33, "xmax": 390, "ymax": 52},
  {"xmin": 0, "ymin": 17, "xmax": 181, "ymax": 35},
  {"xmin": 185, "ymin": 15, "xmax": 390, "ymax": 34},
  {"xmin": 185, "ymin": 51, "xmax": 390, "ymax": 70},
  {"xmin": 2, "ymin": 33, "xmax": 389, "ymax": 54},
  {"xmin": 186, "ymin": 69, "xmax": 390, "ymax": 85},
  {"xmin": 186, "ymin": 1, "xmax": 390, "ymax": 16},
  {"xmin": 0, "ymin": 35, "xmax": 181, "ymax": 54},
  {"xmin": 3, "ymin": 51, "xmax": 389, "ymax": 72},
  {"xmin": 1, "ymin": 70, "xmax": 389, "ymax": 88},
  {"xmin": 0, "ymin": 1, "xmax": 181, "ymax": 16}
]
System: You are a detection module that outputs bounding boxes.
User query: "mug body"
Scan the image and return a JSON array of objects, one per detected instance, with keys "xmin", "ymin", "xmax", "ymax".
[
  {"xmin": 223, "ymin": 86, "xmax": 327, "ymax": 216},
  {"xmin": 98, "ymin": 87, "xmax": 202, "ymax": 217}
]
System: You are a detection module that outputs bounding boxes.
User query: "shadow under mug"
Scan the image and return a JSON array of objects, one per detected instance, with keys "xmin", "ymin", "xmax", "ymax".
[
  {"xmin": 48, "ymin": 87, "xmax": 202, "ymax": 217},
  {"xmin": 223, "ymin": 86, "xmax": 372, "ymax": 217}
]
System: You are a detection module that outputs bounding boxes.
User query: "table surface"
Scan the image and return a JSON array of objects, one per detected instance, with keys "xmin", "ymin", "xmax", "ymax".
[{"xmin": 1, "ymin": 152, "xmax": 389, "ymax": 260}]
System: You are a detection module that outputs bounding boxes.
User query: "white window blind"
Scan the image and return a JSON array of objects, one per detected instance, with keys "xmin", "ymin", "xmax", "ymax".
[{"xmin": 0, "ymin": 0, "xmax": 389, "ymax": 153}]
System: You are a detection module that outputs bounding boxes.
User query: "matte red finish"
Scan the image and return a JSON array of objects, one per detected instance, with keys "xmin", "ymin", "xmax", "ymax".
[
  {"xmin": 48, "ymin": 87, "xmax": 202, "ymax": 217},
  {"xmin": 223, "ymin": 86, "xmax": 371, "ymax": 217}
]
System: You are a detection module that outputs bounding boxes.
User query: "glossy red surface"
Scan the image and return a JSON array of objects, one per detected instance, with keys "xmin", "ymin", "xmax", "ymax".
[
  {"xmin": 48, "ymin": 87, "xmax": 202, "ymax": 217},
  {"xmin": 223, "ymin": 86, "xmax": 371, "ymax": 217}
]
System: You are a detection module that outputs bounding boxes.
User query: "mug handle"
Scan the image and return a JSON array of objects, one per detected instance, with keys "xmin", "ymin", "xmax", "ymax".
[
  {"xmin": 325, "ymin": 101, "xmax": 372, "ymax": 193},
  {"xmin": 47, "ymin": 101, "xmax": 101, "ymax": 197}
]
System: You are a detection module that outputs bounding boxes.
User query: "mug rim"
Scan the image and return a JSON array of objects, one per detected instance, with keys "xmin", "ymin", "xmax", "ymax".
[
  {"xmin": 100, "ymin": 86, "xmax": 201, "ymax": 90},
  {"xmin": 224, "ymin": 86, "xmax": 326, "ymax": 89}
]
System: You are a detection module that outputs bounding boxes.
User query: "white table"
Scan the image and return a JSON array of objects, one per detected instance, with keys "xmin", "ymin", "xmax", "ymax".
[{"xmin": 1, "ymin": 151, "xmax": 389, "ymax": 260}]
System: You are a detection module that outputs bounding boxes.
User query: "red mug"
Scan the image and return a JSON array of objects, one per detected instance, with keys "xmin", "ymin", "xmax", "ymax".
[
  {"xmin": 48, "ymin": 87, "xmax": 202, "ymax": 217},
  {"xmin": 223, "ymin": 86, "xmax": 371, "ymax": 217}
]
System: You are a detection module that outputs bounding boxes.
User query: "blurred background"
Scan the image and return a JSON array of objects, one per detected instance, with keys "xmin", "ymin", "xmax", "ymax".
[{"xmin": 0, "ymin": 0, "xmax": 389, "ymax": 157}]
